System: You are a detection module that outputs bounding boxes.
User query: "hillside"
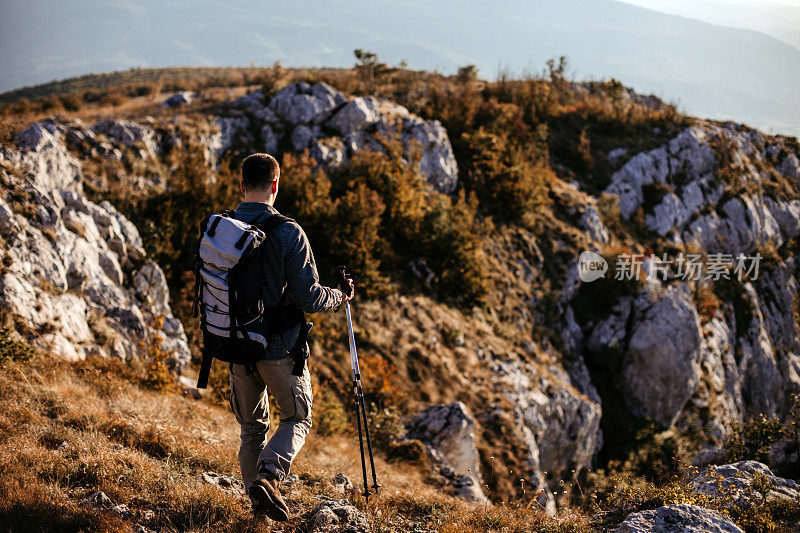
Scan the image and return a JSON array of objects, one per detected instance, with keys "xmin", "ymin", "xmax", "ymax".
[
  {"xmin": 2, "ymin": 0, "xmax": 800, "ymax": 136},
  {"xmin": 1, "ymin": 64, "xmax": 799, "ymax": 531}
]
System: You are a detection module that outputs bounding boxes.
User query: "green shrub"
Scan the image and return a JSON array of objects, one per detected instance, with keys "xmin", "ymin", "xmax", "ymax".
[
  {"xmin": 460, "ymin": 129, "xmax": 552, "ymax": 225},
  {"xmin": 314, "ymin": 387, "xmax": 348, "ymax": 436},
  {"xmin": 723, "ymin": 414, "xmax": 783, "ymax": 465},
  {"xmin": 0, "ymin": 329, "xmax": 35, "ymax": 363},
  {"xmin": 279, "ymin": 146, "xmax": 488, "ymax": 304}
]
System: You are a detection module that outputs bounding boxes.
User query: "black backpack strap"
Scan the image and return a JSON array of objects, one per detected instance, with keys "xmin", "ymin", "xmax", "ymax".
[
  {"xmin": 197, "ymin": 346, "xmax": 213, "ymax": 389},
  {"xmin": 290, "ymin": 314, "xmax": 312, "ymax": 376}
]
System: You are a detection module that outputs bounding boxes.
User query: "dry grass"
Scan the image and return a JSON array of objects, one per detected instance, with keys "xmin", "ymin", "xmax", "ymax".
[{"xmin": 0, "ymin": 343, "xmax": 589, "ymax": 532}]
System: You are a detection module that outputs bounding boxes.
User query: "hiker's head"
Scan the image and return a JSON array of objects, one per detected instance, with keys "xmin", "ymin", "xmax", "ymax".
[{"xmin": 240, "ymin": 153, "xmax": 280, "ymax": 203}]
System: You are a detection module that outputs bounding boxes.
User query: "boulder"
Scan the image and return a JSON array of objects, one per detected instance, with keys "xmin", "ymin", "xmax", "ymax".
[
  {"xmin": 327, "ymin": 97, "xmax": 380, "ymax": 137},
  {"xmin": 402, "ymin": 117, "xmax": 459, "ymax": 194},
  {"xmin": 159, "ymin": 92, "xmax": 197, "ymax": 108},
  {"xmin": 290, "ymin": 125, "xmax": 316, "ymax": 151},
  {"xmin": 0, "ymin": 199, "xmax": 12, "ymax": 232},
  {"xmin": 310, "ymin": 137, "xmax": 347, "ymax": 168},
  {"xmin": 269, "ymin": 82, "xmax": 345, "ymax": 125},
  {"xmin": 92, "ymin": 120, "xmax": 159, "ymax": 157},
  {"xmin": 261, "ymin": 124, "xmax": 279, "ymax": 155},
  {"xmin": 690, "ymin": 461, "xmax": 800, "ymax": 508},
  {"xmin": 780, "ymin": 153, "xmax": 800, "ymax": 180},
  {"xmin": 13, "ymin": 122, "xmax": 83, "ymax": 197},
  {"xmin": 306, "ymin": 499, "xmax": 368, "ymax": 533},
  {"xmin": 212, "ymin": 116, "xmax": 251, "ymax": 159},
  {"xmin": 224, "ymin": 85, "xmax": 460, "ymax": 193},
  {"xmin": 615, "ymin": 504, "xmax": 743, "ymax": 533},
  {"xmin": 406, "ymin": 402, "xmax": 481, "ymax": 478},
  {"xmin": 579, "ymin": 205, "xmax": 609, "ymax": 243},
  {"xmin": 605, "ymin": 126, "xmax": 715, "ymax": 220},
  {"xmin": 492, "ymin": 356, "xmax": 600, "ymax": 513},
  {"xmin": 406, "ymin": 402, "xmax": 490, "ymax": 504},
  {"xmin": 621, "ymin": 285, "xmax": 703, "ymax": 427},
  {"xmin": 133, "ymin": 262, "xmax": 170, "ymax": 315}
]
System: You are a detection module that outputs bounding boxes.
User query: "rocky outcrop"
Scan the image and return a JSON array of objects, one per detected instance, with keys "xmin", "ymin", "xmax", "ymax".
[
  {"xmin": 220, "ymin": 82, "xmax": 459, "ymax": 193},
  {"xmin": 0, "ymin": 122, "xmax": 190, "ymax": 368},
  {"xmin": 622, "ymin": 285, "xmax": 704, "ymax": 426},
  {"xmin": 406, "ymin": 402, "xmax": 482, "ymax": 477},
  {"xmin": 690, "ymin": 461, "xmax": 800, "ymax": 508},
  {"xmin": 575, "ymin": 122, "xmax": 800, "ymax": 448},
  {"xmin": 92, "ymin": 119, "xmax": 160, "ymax": 159},
  {"xmin": 615, "ymin": 504, "xmax": 743, "ymax": 533},
  {"xmin": 405, "ymin": 402, "xmax": 489, "ymax": 503},
  {"xmin": 490, "ymin": 356, "xmax": 601, "ymax": 512},
  {"xmin": 604, "ymin": 124, "xmax": 799, "ymax": 255}
]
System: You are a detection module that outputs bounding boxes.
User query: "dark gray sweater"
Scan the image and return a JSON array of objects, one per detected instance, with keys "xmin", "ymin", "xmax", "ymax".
[{"xmin": 234, "ymin": 201, "xmax": 343, "ymax": 359}]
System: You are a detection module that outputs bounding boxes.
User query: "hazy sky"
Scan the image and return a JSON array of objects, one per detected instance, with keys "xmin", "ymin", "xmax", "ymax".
[
  {"xmin": 621, "ymin": 0, "xmax": 800, "ymax": 49},
  {"xmin": 1, "ymin": 0, "xmax": 798, "ymax": 135}
]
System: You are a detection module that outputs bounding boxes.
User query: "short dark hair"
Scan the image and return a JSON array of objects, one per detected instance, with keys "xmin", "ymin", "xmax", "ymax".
[{"xmin": 241, "ymin": 153, "xmax": 280, "ymax": 190}]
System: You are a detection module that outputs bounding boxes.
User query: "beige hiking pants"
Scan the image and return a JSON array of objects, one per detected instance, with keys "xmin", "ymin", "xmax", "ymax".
[{"xmin": 228, "ymin": 356, "xmax": 313, "ymax": 488}]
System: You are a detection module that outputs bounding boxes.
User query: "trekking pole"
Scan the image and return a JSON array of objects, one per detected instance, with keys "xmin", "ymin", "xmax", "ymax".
[
  {"xmin": 348, "ymin": 300, "xmax": 381, "ymax": 493},
  {"xmin": 337, "ymin": 267, "xmax": 380, "ymax": 500}
]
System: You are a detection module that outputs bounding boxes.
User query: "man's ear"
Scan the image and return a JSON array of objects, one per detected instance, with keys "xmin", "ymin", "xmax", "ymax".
[
  {"xmin": 271, "ymin": 179, "xmax": 279, "ymax": 195},
  {"xmin": 239, "ymin": 180, "xmax": 246, "ymax": 196}
]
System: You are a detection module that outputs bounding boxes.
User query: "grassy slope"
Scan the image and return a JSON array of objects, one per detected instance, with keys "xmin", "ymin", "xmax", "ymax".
[
  {"xmin": 0, "ymin": 346, "xmax": 593, "ymax": 532},
  {"xmin": 0, "ymin": 67, "xmax": 301, "ymax": 103}
]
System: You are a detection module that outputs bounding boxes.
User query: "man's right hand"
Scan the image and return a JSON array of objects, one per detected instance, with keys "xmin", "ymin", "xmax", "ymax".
[{"xmin": 342, "ymin": 278, "xmax": 355, "ymax": 302}]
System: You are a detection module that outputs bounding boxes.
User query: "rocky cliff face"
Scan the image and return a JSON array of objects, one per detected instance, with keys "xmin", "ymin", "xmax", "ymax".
[
  {"xmin": 567, "ymin": 123, "xmax": 800, "ymax": 455},
  {"xmin": 0, "ymin": 121, "xmax": 190, "ymax": 367}
]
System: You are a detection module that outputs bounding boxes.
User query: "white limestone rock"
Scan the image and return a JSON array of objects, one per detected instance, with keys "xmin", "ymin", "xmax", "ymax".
[
  {"xmin": 621, "ymin": 285, "xmax": 703, "ymax": 427},
  {"xmin": 327, "ymin": 97, "xmax": 380, "ymax": 137},
  {"xmin": 579, "ymin": 204, "xmax": 609, "ymax": 243},
  {"xmin": 406, "ymin": 402, "xmax": 481, "ymax": 478},
  {"xmin": 616, "ymin": 504, "xmax": 743, "ymax": 533},
  {"xmin": 159, "ymin": 92, "xmax": 197, "ymax": 108},
  {"xmin": 92, "ymin": 119, "xmax": 159, "ymax": 157},
  {"xmin": 690, "ymin": 461, "xmax": 800, "ymax": 508},
  {"xmin": 269, "ymin": 82, "xmax": 345, "ymax": 125},
  {"xmin": 1, "ymin": 128, "xmax": 191, "ymax": 369}
]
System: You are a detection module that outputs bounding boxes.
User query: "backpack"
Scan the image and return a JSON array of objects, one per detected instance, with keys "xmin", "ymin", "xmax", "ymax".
[{"xmin": 192, "ymin": 210, "xmax": 309, "ymax": 388}]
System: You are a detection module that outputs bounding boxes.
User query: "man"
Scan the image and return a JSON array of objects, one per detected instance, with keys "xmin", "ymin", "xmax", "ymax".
[{"xmin": 230, "ymin": 153, "xmax": 354, "ymax": 521}]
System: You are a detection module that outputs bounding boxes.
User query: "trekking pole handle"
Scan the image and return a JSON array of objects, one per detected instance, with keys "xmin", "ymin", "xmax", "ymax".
[{"xmin": 336, "ymin": 266, "xmax": 354, "ymax": 299}]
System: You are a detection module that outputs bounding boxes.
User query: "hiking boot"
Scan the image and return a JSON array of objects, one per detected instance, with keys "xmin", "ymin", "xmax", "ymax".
[{"xmin": 248, "ymin": 474, "xmax": 289, "ymax": 522}]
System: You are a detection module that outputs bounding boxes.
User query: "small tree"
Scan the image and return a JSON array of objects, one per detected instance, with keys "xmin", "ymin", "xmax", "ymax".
[
  {"xmin": 456, "ymin": 65, "xmax": 479, "ymax": 85},
  {"xmin": 545, "ymin": 55, "xmax": 570, "ymax": 88},
  {"xmin": 354, "ymin": 49, "xmax": 394, "ymax": 94}
]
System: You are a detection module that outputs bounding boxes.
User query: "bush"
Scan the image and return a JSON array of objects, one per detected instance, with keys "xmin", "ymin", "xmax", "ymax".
[
  {"xmin": 723, "ymin": 414, "xmax": 785, "ymax": 465},
  {"xmin": 693, "ymin": 283, "xmax": 720, "ymax": 322},
  {"xmin": 314, "ymin": 387, "xmax": 348, "ymax": 436},
  {"xmin": 460, "ymin": 129, "xmax": 552, "ymax": 225},
  {"xmin": 0, "ymin": 329, "xmax": 35, "ymax": 363},
  {"xmin": 279, "ymin": 146, "xmax": 488, "ymax": 304}
]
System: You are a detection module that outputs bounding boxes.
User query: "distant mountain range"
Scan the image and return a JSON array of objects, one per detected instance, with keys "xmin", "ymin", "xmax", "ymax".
[
  {"xmin": 1, "ymin": 0, "xmax": 799, "ymax": 136},
  {"xmin": 621, "ymin": 0, "xmax": 800, "ymax": 51}
]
